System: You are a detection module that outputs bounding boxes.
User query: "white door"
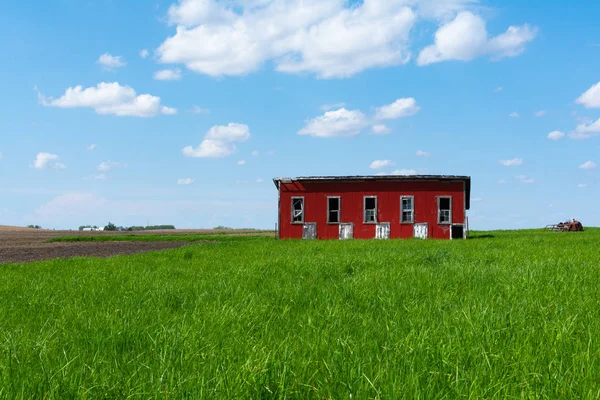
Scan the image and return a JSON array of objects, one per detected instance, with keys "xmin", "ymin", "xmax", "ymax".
[
  {"xmin": 339, "ymin": 223, "xmax": 353, "ymax": 240},
  {"xmin": 413, "ymin": 223, "xmax": 428, "ymax": 239},
  {"xmin": 375, "ymin": 223, "xmax": 390, "ymax": 239},
  {"xmin": 302, "ymin": 223, "xmax": 317, "ymax": 239}
]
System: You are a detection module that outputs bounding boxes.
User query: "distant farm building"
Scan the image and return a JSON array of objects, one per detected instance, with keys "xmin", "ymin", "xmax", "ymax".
[{"xmin": 273, "ymin": 175, "xmax": 471, "ymax": 240}]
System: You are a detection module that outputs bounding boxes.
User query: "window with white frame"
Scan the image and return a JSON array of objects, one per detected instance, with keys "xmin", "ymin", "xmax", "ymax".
[
  {"xmin": 327, "ymin": 197, "xmax": 340, "ymax": 224},
  {"xmin": 291, "ymin": 197, "xmax": 304, "ymax": 223},
  {"xmin": 438, "ymin": 197, "xmax": 451, "ymax": 224},
  {"xmin": 364, "ymin": 196, "xmax": 377, "ymax": 223},
  {"xmin": 401, "ymin": 196, "xmax": 414, "ymax": 223}
]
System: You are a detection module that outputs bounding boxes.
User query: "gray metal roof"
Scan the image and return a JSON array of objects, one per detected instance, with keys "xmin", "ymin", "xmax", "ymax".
[{"xmin": 273, "ymin": 175, "xmax": 472, "ymax": 209}]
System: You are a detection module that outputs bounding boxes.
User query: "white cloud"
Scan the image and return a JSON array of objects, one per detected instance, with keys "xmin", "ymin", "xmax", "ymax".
[
  {"xmin": 499, "ymin": 158, "xmax": 523, "ymax": 166},
  {"xmin": 494, "ymin": 86, "xmax": 503, "ymax": 92},
  {"xmin": 87, "ymin": 144, "xmax": 97, "ymax": 150},
  {"xmin": 534, "ymin": 110, "xmax": 546, "ymax": 117},
  {"xmin": 256, "ymin": 178, "xmax": 264, "ymax": 183},
  {"xmin": 576, "ymin": 82, "xmax": 600, "ymax": 109},
  {"xmin": 191, "ymin": 105, "xmax": 210, "ymax": 114},
  {"xmin": 416, "ymin": 150, "xmax": 430, "ymax": 156},
  {"xmin": 177, "ymin": 178, "xmax": 194, "ymax": 185},
  {"xmin": 267, "ymin": 150, "xmax": 276, "ymax": 156},
  {"xmin": 417, "ymin": 12, "xmax": 536, "ymax": 65},
  {"xmin": 298, "ymin": 108, "xmax": 367, "ymax": 138},
  {"xmin": 515, "ymin": 175, "xmax": 534, "ymax": 184},
  {"xmin": 183, "ymin": 123, "xmax": 250, "ymax": 158},
  {"xmin": 39, "ymin": 82, "xmax": 176, "ymax": 117},
  {"xmin": 392, "ymin": 169, "xmax": 417, "ymax": 175},
  {"xmin": 369, "ymin": 160, "xmax": 395, "ymax": 169},
  {"xmin": 31, "ymin": 152, "xmax": 66, "ymax": 170},
  {"xmin": 251, "ymin": 150, "xmax": 259, "ymax": 156},
  {"xmin": 375, "ymin": 98, "xmax": 420, "ymax": 120},
  {"xmin": 547, "ymin": 130, "xmax": 564, "ymax": 140},
  {"xmin": 139, "ymin": 49, "xmax": 150, "ymax": 59},
  {"xmin": 154, "ymin": 68, "xmax": 182, "ymax": 81},
  {"xmin": 97, "ymin": 53, "xmax": 126, "ymax": 68},
  {"xmin": 570, "ymin": 118, "xmax": 600, "ymax": 139},
  {"xmin": 508, "ymin": 112, "xmax": 519, "ymax": 118},
  {"xmin": 371, "ymin": 124, "xmax": 391, "ymax": 135},
  {"xmin": 579, "ymin": 161, "xmax": 596, "ymax": 169},
  {"xmin": 577, "ymin": 183, "xmax": 588, "ymax": 188},
  {"xmin": 498, "ymin": 179, "xmax": 506, "ymax": 184},
  {"xmin": 97, "ymin": 161, "xmax": 127, "ymax": 171},
  {"xmin": 158, "ymin": 0, "xmax": 416, "ymax": 78},
  {"xmin": 237, "ymin": 160, "xmax": 246, "ymax": 166},
  {"xmin": 321, "ymin": 102, "xmax": 345, "ymax": 111}
]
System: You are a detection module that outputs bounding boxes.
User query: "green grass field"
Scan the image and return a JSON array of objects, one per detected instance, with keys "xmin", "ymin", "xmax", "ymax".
[{"xmin": 2, "ymin": 229, "xmax": 600, "ymax": 398}]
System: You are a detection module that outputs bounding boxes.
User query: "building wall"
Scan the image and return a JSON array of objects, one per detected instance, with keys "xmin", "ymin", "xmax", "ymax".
[{"xmin": 278, "ymin": 180, "xmax": 467, "ymax": 240}]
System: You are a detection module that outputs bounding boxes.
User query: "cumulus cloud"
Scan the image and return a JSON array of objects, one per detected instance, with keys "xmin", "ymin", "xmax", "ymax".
[
  {"xmin": 416, "ymin": 150, "xmax": 430, "ymax": 156},
  {"xmin": 97, "ymin": 53, "xmax": 126, "ymax": 68},
  {"xmin": 577, "ymin": 183, "xmax": 588, "ymax": 188},
  {"xmin": 494, "ymin": 86, "xmax": 503, "ymax": 92},
  {"xmin": 417, "ymin": 12, "xmax": 536, "ymax": 65},
  {"xmin": 369, "ymin": 160, "xmax": 395, "ymax": 169},
  {"xmin": 321, "ymin": 103, "xmax": 346, "ymax": 111},
  {"xmin": 87, "ymin": 144, "xmax": 97, "ymax": 150},
  {"xmin": 139, "ymin": 49, "xmax": 150, "ymax": 59},
  {"xmin": 499, "ymin": 158, "xmax": 523, "ymax": 166},
  {"xmin": 547, "ymin": 130, "xmax": 564, "ymax": 140},
  {"xmin": 237, "ymin": 160, "xmax": 246, "ymax": 166},
  {"xmin": 251, "ymin": 150, "xmax": 259, "ymax": 156},
  {"xmin": 534, "ymin": 110, "xmax": 546, "ymax": 117},
  {"xmin": 97, "ymin": 161, "xmax": 127, "ymax": 171},
  {"xmin": 298, "ymin": 108, "xmax": 367, "ymax": 137},
  {"xmin": 515, "ymin": 175, "xmax": 534, "ymax": 184},
  {"xmin": 371, "ymin": 124, "xmax": 391, "ymax": 135},
  {"xmin": 508, "ymin": 112, "xmax": 519, "ymax": 118},
  {"xmin": 579, "ymin": 161, "xmax": 596, "ymax": 169},
  {"xmin": 576, "ymin": 82, "xmax": 600, "ymax": 109},
  {"xmin": 375, "ymin": 98, "xmax": 420, "ymax": 120},
  {"xmin": 570, "ymin": 118, "xmax": 600, "ymax": 139},
  {"xmin": 177, "ymin": 178, "xmax": 194, "ymax": 185},
  {"xmin": 183, "ymin": 123, "xmax": 250, "ymax": 158},
  {"xmin": 31, "ymin": 152, "xmax": 66, "ymax": 170},
  {"xmin": 39, "ymin": 82, "xmax": 176, "ymax": 117},
  {"xmin": 299, "ymin": 99, "xmax": 419, "ymax": 138},
  {"xmin": 154, "ymin": 68, "xmax": 182, "ymax": 81},
  {"xmin": 158, "ymin": 0, "xmax": 417, "ymax": 79}
]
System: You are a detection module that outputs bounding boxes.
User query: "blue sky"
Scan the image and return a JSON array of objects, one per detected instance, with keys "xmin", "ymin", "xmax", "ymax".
[{"xmin": 1, "ymin": 0, "xmax": 599, "ymax": 230}]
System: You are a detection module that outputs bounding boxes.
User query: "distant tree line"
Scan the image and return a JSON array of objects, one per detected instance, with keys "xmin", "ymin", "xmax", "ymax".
[
  {"xmin": 103, "ymin": 222, "xmax": 175, "ymax": 231},
  {"xmin": 27, "ymin": 225, "xmax": 42, "ymax": 229}
]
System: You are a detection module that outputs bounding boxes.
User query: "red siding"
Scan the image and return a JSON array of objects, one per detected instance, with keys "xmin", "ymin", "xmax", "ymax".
[{"xmin": 278, "ymin": 180, "xmax": 467, "ymax": 240}]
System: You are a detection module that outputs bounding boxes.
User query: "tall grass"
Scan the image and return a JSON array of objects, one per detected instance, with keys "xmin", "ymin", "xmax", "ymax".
[{"xmin": 2, "ymin": 229, "xmax": 600, "ymax": 398}]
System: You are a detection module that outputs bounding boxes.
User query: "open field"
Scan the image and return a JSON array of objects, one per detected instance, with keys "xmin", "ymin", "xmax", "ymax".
[
  {"xmin": 1, "ymin": 228, "xmax": 600, "ymax": 398},
  {"xmin": 0, "ymin": 226, "xmax": 274, "ymax": 263}
]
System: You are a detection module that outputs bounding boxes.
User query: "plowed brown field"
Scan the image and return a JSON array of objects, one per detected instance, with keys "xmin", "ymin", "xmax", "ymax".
[{"xmin": 0, "ymin": 226, "xmax": 266, "ymax": 263}]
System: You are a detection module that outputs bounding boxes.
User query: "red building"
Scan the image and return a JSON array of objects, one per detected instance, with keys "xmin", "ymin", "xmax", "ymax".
[{"xmin": 273, "ymin": 175, "xmax": 471, "ymax": 240}]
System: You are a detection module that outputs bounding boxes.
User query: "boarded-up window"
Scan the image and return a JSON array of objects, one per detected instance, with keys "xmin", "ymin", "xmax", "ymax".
[
  {"xmin": 364, "ymin": 197, "xmax": 377, "ymax": 223},
  {"xmin": 438, "ymin": 197, "xmax": 451, "ymax": 224},
  {"xmin": 401, "ymin": 196, "xmax": 414, "ymax": 223},
  {"xmin": 328, "ymin": 197, "xmax": 340, "ymax": 223},
  {"xmin": 292, "ymin": 197, "xmax": 304, "ymax": 223}
]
